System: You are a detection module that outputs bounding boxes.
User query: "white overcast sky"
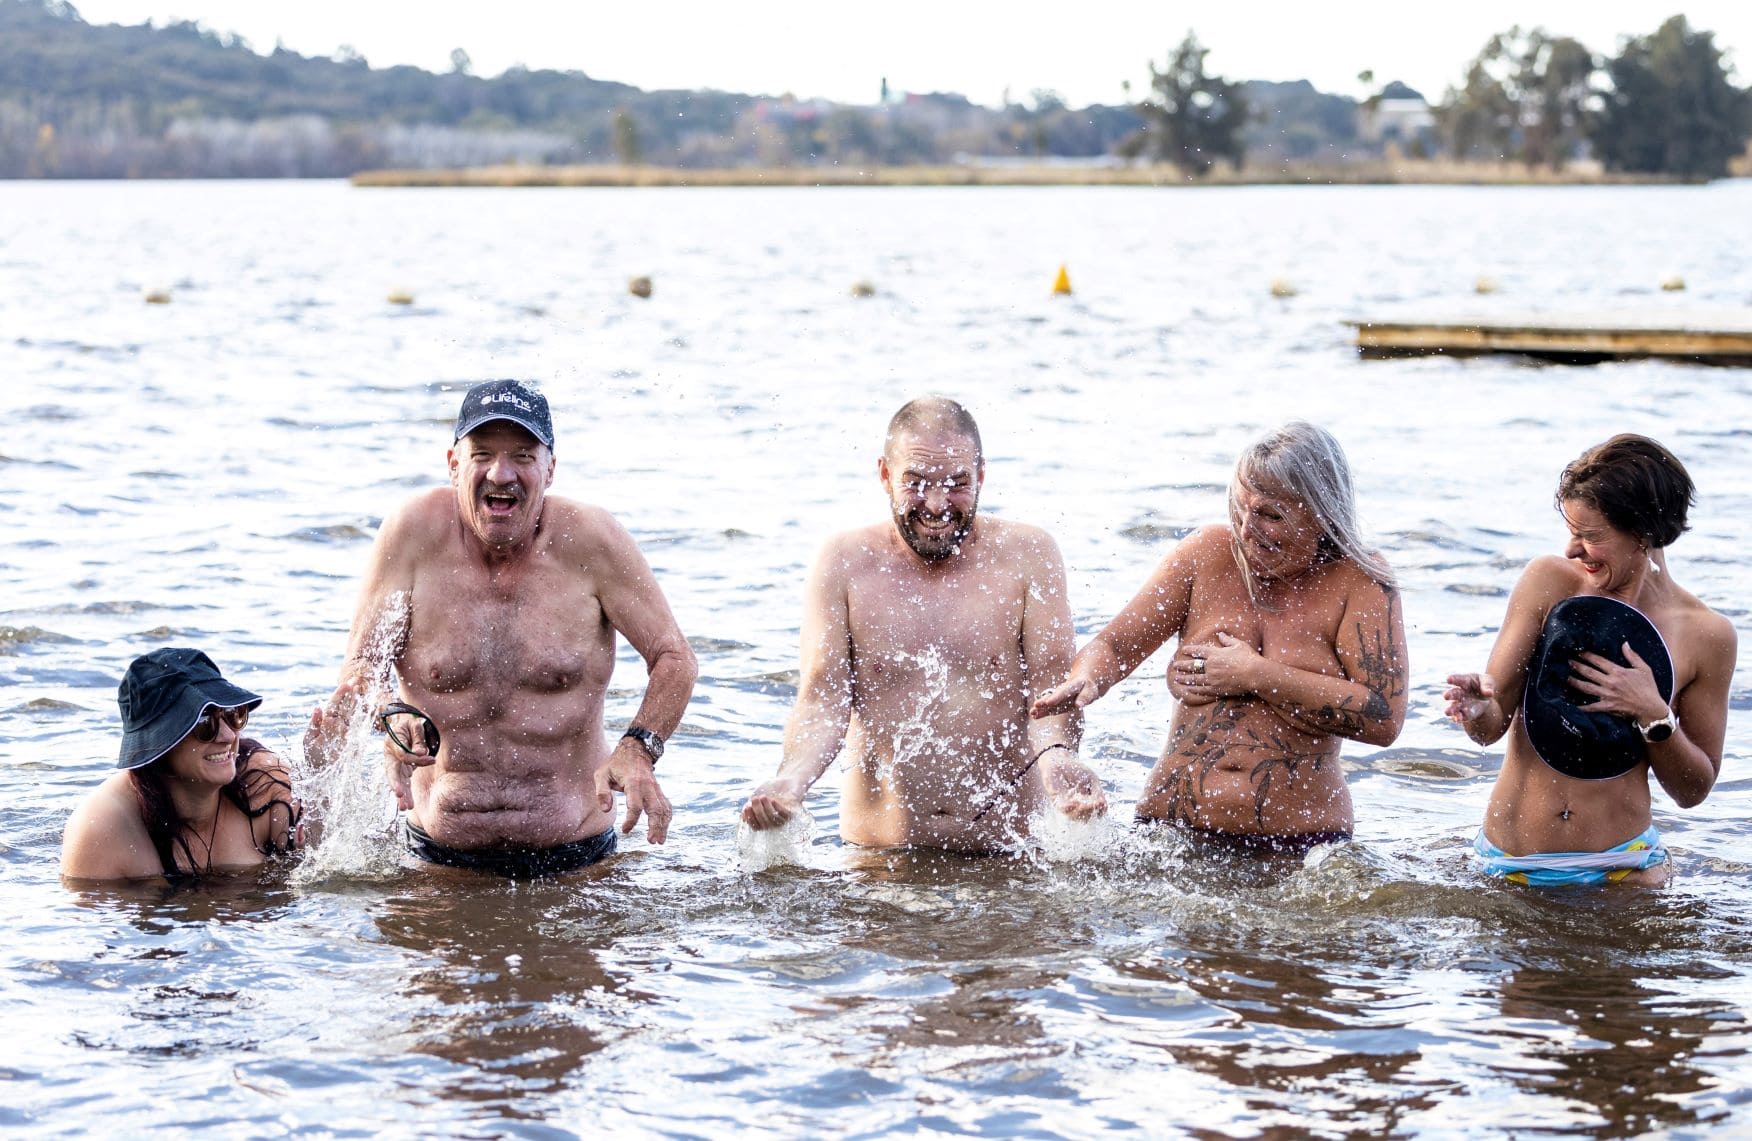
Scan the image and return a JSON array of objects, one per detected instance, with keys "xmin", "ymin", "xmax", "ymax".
[{"xmin": 67, "ymin": 1, "xmax": 1752, "ymax": 107}]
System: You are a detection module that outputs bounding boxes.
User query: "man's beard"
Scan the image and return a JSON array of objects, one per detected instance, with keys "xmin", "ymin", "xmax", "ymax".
[{"xmin": 893, "ymin": 504, "xmax": 974, "ymax": 561}]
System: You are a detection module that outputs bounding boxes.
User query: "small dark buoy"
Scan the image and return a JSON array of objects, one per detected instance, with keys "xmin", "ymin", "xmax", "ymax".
[
  {"xmin": 850, "ymin": 280, "xmax": 876, "ymax": 297},
  {"xmin": 628, "ymin": 276, "xmax": 653, "ymax": 299},
  {"xmin": 143, "ymin": 288, "xmax": 172, "ymax": 305}
]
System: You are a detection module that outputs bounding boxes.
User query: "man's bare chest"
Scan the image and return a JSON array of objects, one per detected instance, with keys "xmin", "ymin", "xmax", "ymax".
[
  {"xmin": 845, "ymin": 571, "xmax": 1028, "ymax": 674},
  {"xmin": 404, "ymin": 568, "xmax": 610, "ymax": 696}
]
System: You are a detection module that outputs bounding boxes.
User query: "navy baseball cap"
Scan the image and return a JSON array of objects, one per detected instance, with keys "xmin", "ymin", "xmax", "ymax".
[
  {"xmin": 454, "ymin": 380, "xmax": 554, "ymax": 449},
  {"xmin": 117, "ymin": 648, "xmax": 262, "ymax": 770},
  {"xmin": 1522, "ymin": 595, "xmax": 1674, "ymax": 780}
]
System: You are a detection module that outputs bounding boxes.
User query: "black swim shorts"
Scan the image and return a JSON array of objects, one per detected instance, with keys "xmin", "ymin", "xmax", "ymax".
[{"xmin": 403, "ymin": 818, "xmax": 618, "ymax": 878}]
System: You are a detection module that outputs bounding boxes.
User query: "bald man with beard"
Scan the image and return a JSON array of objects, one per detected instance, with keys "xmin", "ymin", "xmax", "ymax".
[{"xmin": 741, "ymin": 397, "xmax": 1106, "ymax": 853}]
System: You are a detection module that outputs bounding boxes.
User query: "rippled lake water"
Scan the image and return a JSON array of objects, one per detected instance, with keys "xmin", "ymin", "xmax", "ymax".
[{"xmin": 4, "ymin": 179, "xmax": 1751, "ymax": 1138}]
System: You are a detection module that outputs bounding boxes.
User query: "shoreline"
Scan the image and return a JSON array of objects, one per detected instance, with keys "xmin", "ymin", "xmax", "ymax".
[{"xmin": 349, "ymin": 161, "xmax": 1707, "ymax": 189}]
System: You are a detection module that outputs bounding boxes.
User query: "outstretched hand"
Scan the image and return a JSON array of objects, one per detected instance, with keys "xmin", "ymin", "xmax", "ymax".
[
  {"xmin": 1442, "ymin": 672, "xmax": 1496, "ymax": 724},
  {"xmin": 596, "ymin": 741, "xmax": 672, "ymax": 844},
  {"xmin": 1030, "ymin": 674, "xmax": 1100, "ymax": 719}
]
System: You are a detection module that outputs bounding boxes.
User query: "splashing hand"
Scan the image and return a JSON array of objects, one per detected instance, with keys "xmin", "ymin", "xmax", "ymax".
[
  {"xmin": 741, "ymin": 776, "xmax": 806, "ymax": 831},
  {"xmin": 304, "ymin": 678, "xmax": 366, "ymax": 769},
  {"xmin": 1042, "ymin": 754, "xmax": 1107, "ymax": 821}
]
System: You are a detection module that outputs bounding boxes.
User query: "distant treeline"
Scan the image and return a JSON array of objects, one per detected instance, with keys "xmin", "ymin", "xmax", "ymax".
[
  {"xmin": 0, "ymin": 0, "xmax": 1746, "ymax": 179},
  {"xmin": 1438, "ymin": 17, "xmax": 1750, "ymax": 177},
  {"xmin": 0, "ymin": 0, "xmax": 1141, "ymax": 177}
]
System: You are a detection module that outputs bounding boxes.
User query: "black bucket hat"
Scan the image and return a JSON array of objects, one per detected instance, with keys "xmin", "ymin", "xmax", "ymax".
[
  {"xmin": 117, "ymin": 648, "xmax": 262, "ymax": 770},
  {"xmin": 1522, "ymin": 596, "xmax": 1674, "ymax": 780}
]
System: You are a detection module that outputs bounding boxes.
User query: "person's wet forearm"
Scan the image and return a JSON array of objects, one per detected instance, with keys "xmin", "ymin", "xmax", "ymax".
[{"xmin": 625, "ymin": 642, "xmax": 698, "ymax": 740}]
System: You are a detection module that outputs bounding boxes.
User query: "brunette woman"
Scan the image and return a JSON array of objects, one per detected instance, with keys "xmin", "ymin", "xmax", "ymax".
[{"xmin": 62, "ymin": 648, "xmax": 299, "ymax": 881}]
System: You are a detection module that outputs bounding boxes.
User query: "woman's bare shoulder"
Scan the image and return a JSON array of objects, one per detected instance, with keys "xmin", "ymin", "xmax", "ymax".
[{"xmin": 61, "ymin": 774, "xmax": 160, "ymax": 880}]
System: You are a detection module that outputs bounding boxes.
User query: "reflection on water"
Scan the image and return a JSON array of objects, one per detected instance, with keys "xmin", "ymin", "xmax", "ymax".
[
  {"xmin": 373, "ymin": 877, "xmax": 629, "ymax": 1108},
  {"xmin": 3, "ymin": 180, "xmax": 1750, "ymax": 1135}
]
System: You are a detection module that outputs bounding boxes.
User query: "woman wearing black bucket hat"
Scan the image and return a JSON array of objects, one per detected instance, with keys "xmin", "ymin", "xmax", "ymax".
[
  {"xmin": 61, "ymin": 648, "xmax": 301, "ymax": 881},
  {"xmin": 1444, "ymin": 435, "xmax": 1737, "ymax": 887}
]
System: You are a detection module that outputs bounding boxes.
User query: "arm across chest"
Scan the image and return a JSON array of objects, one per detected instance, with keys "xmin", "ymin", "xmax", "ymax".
[{"xmin": 1184, "ymin": 580, "xmax": 1349, "ymax": 673}]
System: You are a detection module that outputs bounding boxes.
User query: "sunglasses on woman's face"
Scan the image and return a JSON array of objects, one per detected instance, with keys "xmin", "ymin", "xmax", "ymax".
[{"xmin": 192, "ymin": 705, "xmax": 250, "ymax": 742}]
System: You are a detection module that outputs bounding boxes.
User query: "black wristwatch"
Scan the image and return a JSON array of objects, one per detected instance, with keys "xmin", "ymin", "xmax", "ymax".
[
  {"xmin": 1637, "ymin": 708, "xmax": 1678, "ymax": 744},
  {"xmin": 622, "ymin": 726, "xmax": 665, "ymax": 764}
]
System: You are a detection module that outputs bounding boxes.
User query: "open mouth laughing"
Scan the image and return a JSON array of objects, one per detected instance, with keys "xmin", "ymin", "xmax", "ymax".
[{"xmin": 482, "ymin": 485, "xmax": 523, "ymax": 518}]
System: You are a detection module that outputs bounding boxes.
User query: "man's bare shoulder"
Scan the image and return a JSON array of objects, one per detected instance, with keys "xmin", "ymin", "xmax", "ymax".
[
  {"xmin": 380, "ymin": 488, "xmax": 457, "ymax": 549},
  {"xmin": 968, "ymin": 517, "xmax": 1066, "ymax": 572},
  {"xmin": 976, "ymin": 515, "xmax": 1054, "ymax": 548},
  {"xmin": 541, "ymin": 495, "xmax": 615, "ymax": 536},
  {"xmin": 537, "ymin": 497, "xmax": 643, "ymax": 561},
  {"xmin": 818, "ymin": 522, "xmax": 896, "ymax": 566}
]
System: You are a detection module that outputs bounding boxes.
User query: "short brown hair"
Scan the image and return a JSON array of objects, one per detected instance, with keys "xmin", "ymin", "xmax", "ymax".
[
  {"xmin": 1555, "ymin": 434, "xmax": 1694, "ymax": 548},
  {"xmin": 885, "ymin": 396, "xmax": 982, "ymax": 464}
]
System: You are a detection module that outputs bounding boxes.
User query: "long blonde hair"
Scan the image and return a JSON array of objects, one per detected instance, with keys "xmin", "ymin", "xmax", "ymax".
[{"xmin": 1228, "ymin": 422, "xmax": 1393, "ymax": 599}]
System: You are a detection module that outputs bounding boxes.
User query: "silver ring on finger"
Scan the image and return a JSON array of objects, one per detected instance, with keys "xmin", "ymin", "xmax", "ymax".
[{"xmin": 1192, "ymin": 658, "xmax": 1206, "ymax": 674}]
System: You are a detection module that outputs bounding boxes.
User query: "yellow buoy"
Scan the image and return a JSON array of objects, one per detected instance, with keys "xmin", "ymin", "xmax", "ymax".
[
  {"xmin": 1474, "ymin": 276, "xmax": 1498, "ymax": 295},
  {"xmin": 1269, "ymin": 278, "xmax": 1297, "ymax": 298},
  {"xmin": 628, "ymin": 275, "xmax": 653, "ymax": 299},
  {"xmin": 1051, "ymin": 265, "xmax": 1072, "ymax": 295},
  {"xmin": 386, "ymin": 289, "xmax": 414, "ymax": 305},
  {"xmin": 143, "ymin": 288, "xmax": 171, "ymax": 304},
  {"xmin": 1660, "ymin": 275, "xmax": 1686, "ymax": 292}
]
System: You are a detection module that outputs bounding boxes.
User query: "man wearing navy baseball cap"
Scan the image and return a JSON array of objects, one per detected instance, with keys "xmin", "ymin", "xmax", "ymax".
[
  {"xmin": 452, "ymin": 378, "xmax": 554, "ymax": 449},
  {"xmin": 308, "ymin": 380, "xmax": 696, "ymax": 876}
]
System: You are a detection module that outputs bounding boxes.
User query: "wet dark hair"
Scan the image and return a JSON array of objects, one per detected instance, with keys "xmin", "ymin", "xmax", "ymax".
[
  {"xmin": 1555, "ymin": 434, "xmax": 1694, "ymax": 549},
  {"xmin": 886, "ymin": 396, "xmax": 983, "ymax": 465},
  {"xmin": 128, "ymin": 739, "xmax": 295, "ymax": 876}
]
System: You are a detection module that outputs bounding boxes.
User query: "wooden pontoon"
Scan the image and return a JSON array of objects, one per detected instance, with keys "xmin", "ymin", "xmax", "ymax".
[{"xmin": 1348, "ymin": 309, "xmax": 1752, "ymax": 365}]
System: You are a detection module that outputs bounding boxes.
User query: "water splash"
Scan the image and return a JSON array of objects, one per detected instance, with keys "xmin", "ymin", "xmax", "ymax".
[
  {"xmin": 292, "ymin": 593, "xmax": 409, "ymax": 885},
  {"xmin": 879, "ymin": 646, "xmax": 1020, "ymax": 810},
  {"xmin": 1029, "ymin": 807, "xmax": 1127, "ymax": 864},
  {"xmin": 880, "ymin": 645, "xmax": 953, "ymax": 788},
  {"xmin": 737, "ymin": 807, "xmax": 817, "ymax": 873}
]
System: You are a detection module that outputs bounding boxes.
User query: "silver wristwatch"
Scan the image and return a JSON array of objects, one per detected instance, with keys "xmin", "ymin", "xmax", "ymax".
[
  {"xmin": 1637, "ymin": 708, "xmax": 1678, "ymax": 744},
  {"xmin": 622, "ymin": 725, "xmax": 665, "ymax": 764}
]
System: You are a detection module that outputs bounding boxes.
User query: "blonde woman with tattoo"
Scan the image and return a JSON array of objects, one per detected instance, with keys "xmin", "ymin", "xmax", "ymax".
[{"xmin": 1033, "ymin": 422, "xmax": 1407, "ymax": 852}]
